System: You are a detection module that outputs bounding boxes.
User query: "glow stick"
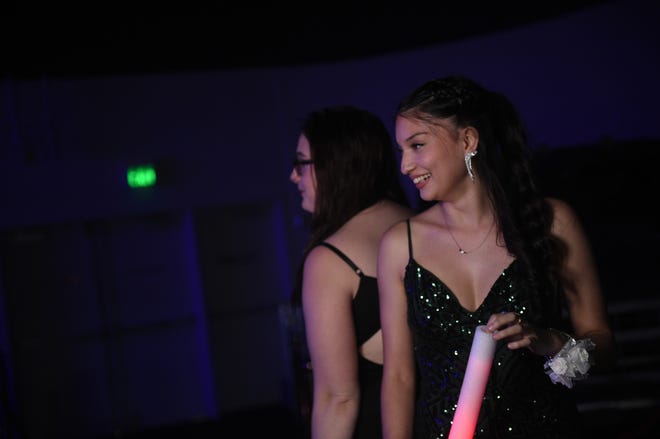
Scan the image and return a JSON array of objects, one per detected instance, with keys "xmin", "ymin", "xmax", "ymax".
[{"xmin": 448, "ymin": 325, "xmax": 496, "ymax": 439}]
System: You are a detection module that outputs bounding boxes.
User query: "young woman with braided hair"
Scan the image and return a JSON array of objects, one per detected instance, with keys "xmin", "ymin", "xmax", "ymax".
[{"xmin": 378, "ymin": 75, "xmax": 616, "ymax": 438}]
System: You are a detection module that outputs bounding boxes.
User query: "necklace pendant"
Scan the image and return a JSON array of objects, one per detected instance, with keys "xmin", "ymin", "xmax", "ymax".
[{"xmin": 459, "ymin": 248, "xmax": 466, "ymax": 254}]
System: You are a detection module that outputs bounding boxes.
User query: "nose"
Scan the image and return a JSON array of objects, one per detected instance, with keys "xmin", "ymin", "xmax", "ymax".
[
  {"xmin": 400, "ymin": 152, "xmax": 414, "ymax": 175},
  {"xmin": 290, "ymin": 168, "xmax": 299, "ymax": 183}
]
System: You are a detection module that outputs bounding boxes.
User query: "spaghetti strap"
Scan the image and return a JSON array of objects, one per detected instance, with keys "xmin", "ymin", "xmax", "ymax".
[
  {"xmin": 320, "ymin": 242, "xmax": 364, "ymax": 277},
  {"xmin": 406, "ymin": 219, "xmax": 413, "ymax": 259}
]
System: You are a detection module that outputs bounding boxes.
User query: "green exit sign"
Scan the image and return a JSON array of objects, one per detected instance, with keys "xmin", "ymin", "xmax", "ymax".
[{"xmin": 127, "ymin": 165, "xmax": 157, "ymax": 188}]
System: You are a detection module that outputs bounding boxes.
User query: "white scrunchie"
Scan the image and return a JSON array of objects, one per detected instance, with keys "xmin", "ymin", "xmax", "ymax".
[{"xmin": 544, "ymin": 335, "xmax": 595, "ymax": 388}]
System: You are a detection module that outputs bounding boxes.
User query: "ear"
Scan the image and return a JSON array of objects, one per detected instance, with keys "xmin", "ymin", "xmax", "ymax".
[{"xmin": 462, "ymin": 126, "xmax": 479, "ymax": 153}]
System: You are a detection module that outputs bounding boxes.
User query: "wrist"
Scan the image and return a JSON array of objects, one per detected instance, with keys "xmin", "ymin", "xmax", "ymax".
[
  {"xmin": 543, "ymin": 331, "xmax": 595, "ymax": 388},
  {"xmin": 547, "ymin": 328, "xmax": 572, "ymax": 357}
]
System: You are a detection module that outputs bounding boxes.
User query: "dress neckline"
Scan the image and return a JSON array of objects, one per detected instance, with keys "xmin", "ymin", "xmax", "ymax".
[{"xmin": 406, "ymin": 258, "xmax": 518, "ymax": 313}]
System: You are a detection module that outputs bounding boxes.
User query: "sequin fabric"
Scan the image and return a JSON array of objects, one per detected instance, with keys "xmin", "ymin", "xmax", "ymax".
[{"xmin": 404, "ymin": 226, "xmax": 583, "ymax": 438}]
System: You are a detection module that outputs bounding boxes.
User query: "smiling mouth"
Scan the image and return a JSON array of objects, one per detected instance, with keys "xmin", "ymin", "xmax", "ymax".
[{"xmin": 412, "ymin": 173, "xmax": 431, "ymax": 184}]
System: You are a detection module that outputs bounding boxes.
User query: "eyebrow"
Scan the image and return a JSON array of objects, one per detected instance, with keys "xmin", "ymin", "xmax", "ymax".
[{"xmin": 404, "ymin": 131, "xmax": 428, "ymax": 142}]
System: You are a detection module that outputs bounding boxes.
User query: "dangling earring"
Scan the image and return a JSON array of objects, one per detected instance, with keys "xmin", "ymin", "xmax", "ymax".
[{"xmin": 465, "ymin": 150, "xmax": 478, "ymax": 181}]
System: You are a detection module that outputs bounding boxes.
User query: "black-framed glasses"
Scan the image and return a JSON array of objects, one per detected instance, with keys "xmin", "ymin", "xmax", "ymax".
[{"xmin": 292, "ymin": 158, "xmax": 314, "ymax": 176}]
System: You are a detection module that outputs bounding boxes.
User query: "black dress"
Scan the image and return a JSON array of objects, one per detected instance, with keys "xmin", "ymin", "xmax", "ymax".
[
  {"xmin": 320, "ymin": 242, "xmax": 383, "ymax": 439},
  {"xmin": 403, "ymin": 220, "xmax": 582, "ymax": 438}
]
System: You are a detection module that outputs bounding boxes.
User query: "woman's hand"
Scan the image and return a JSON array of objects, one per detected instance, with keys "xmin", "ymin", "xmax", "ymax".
[{"xmin": 485, "ymin": 312, "xmax": 566, "ymax": 357}]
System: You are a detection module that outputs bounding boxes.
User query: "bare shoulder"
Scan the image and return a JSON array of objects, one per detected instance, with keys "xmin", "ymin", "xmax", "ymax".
[
  {"xmin": 376, "ymin": 199, "xmax": 415, "ymax": 224},
  {"xmin": 546, "ymin": 197, "xmax": 585, "ymax": 238},
  {"xmin": 330, "ymin": 200, "xmax": 411, "ymax": 247},
  {"xmin": 386, "ymin": 199, "xmax": 415, "ymax": 217},
  {"xmin": 401, "ymin": 204, "xmax": 443, "ymax": 238},
  {"xmin": 381, "ymin": 217, "xmax": 409, "ymax": 245},
  {"xmin": 304, "ymin": 243, "xmax": 344, "ymax": 275},
  {"xmin": 302, "ymin": 243, "xmax": 356, "ymax": 296},
  {"xmin": 547, "ymin": 197, "xmax": 577, "ymax": 217},
  {"xmin": 378, "ymin": 218, "xmax": 410, "ymax": 277}
]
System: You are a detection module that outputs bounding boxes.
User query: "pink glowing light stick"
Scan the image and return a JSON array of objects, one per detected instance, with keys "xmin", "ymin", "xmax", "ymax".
[{"xmin": 448, "ymin": 325, "xmax": 496, "ymax": 439}]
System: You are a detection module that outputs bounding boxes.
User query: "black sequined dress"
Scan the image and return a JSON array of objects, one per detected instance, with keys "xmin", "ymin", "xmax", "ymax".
[{"xmin": 403, "ymin": 220, "xmax": 582, "ymax": 438}]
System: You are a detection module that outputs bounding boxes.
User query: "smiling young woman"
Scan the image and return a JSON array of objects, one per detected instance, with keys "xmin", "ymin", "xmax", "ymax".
[{"xmin": 378, "ymin": 75, "xmax": 616, "ymax": 439}]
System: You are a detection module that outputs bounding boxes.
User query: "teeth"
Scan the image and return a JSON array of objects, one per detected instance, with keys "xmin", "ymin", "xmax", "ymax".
[{"xmin": 413, "ymin": 174, "xmax": 431, "ymax": 184}]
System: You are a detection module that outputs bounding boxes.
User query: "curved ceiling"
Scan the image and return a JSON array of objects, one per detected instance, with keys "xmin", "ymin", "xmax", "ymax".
[{"xmin": 2, "ymin": 3, "xmax": 611, "ymax": 79}]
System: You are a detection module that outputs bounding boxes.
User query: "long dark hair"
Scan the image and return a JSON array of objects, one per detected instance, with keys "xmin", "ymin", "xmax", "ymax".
[
  {"xmin": 292, "ymin": 105, "xmax": 409, "ymax": 303},
  {"xmin": 396, "ymin": 75, "xmax": 567, "ymax": 326}
]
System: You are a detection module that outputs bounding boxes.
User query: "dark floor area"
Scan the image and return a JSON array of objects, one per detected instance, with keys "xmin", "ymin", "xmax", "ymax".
[
  {"xmin": 100, "ymin": 401, "xmax": 660, "ymax": 439},
  {"xmin": 103, "ymin": 405, "xmax": 307, "ymax": 439}
]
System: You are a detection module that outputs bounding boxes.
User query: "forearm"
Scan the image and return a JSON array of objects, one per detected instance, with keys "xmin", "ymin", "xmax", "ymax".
[
  {"xmin": 381, "ymin": 376, "xmax": 415, "ymax": 439},
  {"xmin": 540, "ymin": 326, "xmax": 615, "ymax": 388},
  {"xmin": 532, "ymin": 326, "xmax": 615, "ymax": 370},
  {"xmin": 580, "ymin": 328, "xmax": 617, "ymax": 372}
]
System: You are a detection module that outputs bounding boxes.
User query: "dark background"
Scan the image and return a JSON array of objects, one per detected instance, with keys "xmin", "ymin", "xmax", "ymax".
[
  {"xmin": 3, "ymin": 2, "xmax": 612, "ymax": 78},
  {"xmin": 1, "ymin": 2, "xmax": 659, "ymax": 438}
]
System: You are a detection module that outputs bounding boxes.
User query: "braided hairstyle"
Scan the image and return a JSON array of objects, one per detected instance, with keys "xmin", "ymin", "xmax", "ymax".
[{"xmin": 396, "ymin": 75, "xmax": 567, "ymax": 326}]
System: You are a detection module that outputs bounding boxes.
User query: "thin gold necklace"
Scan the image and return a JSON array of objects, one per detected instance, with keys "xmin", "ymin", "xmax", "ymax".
[{"xmin": 442, "ymin": 208, "xmax": 495, "ymax": 255}]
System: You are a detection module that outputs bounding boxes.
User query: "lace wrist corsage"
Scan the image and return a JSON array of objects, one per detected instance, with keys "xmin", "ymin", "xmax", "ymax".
[{"xmin": 543, "ymin": 330, "xmax": 595, "ymax": 388}]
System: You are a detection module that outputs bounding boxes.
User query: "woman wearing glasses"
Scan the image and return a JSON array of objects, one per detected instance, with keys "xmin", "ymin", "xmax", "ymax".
[{"xmin": 289, "ymin": 105, "xmax": 413, "ymax": 439}]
